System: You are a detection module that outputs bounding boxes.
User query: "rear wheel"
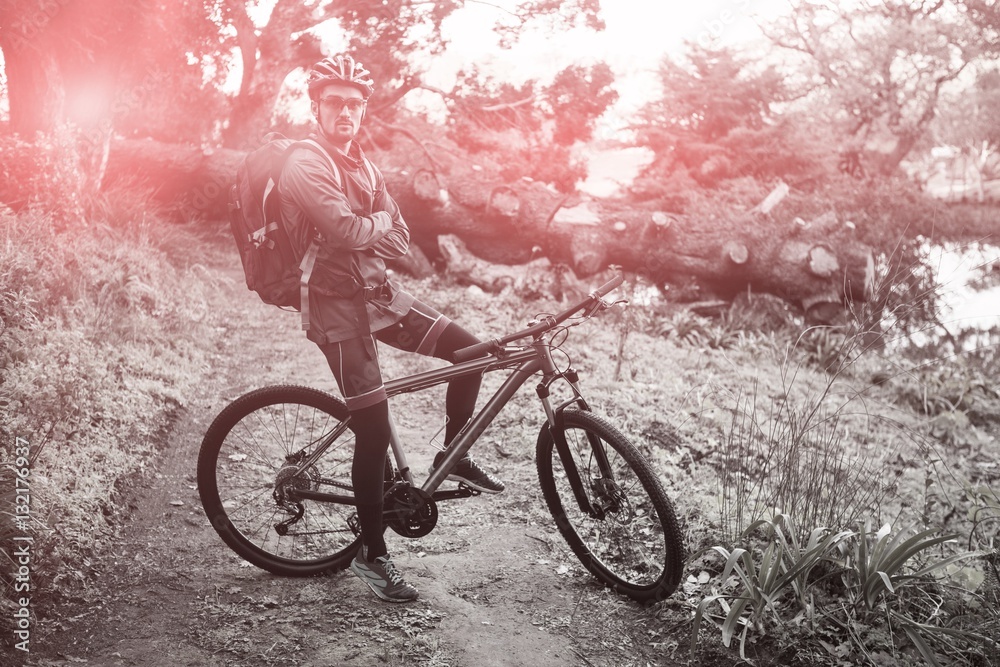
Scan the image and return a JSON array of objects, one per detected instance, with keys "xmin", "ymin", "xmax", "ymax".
[
  {"xmin": 197, "ymin": 385, "xmax": 389, "ymax": 576},
  {"xmin": 536, "ymin": 408, "xmax": 684, "ymax": 602}
]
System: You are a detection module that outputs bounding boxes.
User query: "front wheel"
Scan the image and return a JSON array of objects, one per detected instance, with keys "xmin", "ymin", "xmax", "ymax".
[{"xmin": 536, "ymin": 409, "xmax": 684, "ymax": 603}]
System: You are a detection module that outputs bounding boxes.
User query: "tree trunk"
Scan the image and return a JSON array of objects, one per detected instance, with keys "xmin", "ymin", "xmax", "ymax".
[
  {"xmin": 93, "ymin": 137, "xmax": 875, "ymax": 317},
  {"xmin": 0, "ymin": 30, "xmax": 64, "ymax": 136},
  {"xmin": 220, "ymin": 0, "xmax": 323, "ymax": 149}
]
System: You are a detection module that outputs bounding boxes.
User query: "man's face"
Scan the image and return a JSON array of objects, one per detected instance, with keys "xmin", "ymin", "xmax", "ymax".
[{"xmin": 314, "ymin": 82, "xmax": 366, "ymax": 145}]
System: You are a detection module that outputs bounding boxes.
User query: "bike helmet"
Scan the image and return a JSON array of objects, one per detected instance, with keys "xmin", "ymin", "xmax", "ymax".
[{"xmin": 307, "ymin": 54, "xmax": 375, "ymax": 100}]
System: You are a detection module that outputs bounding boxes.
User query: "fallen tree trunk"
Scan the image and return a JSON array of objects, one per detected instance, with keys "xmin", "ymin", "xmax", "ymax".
[{"xmin": 100, "ymin": 137, "xmax": 874, "ymax": 320}]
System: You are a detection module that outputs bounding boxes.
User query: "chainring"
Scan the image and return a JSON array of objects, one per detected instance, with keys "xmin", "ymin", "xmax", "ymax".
[{"xmin": 384, "ymin": 483, "xmax": 438, "ymax": 538}]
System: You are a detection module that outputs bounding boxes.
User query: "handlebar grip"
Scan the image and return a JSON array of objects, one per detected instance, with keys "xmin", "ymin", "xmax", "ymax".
[
  {"xmin": 453, "ymin": 339, "xmax": 497, "ymax": 363},
  {"xmin": 592, "ymin": 273, "xmax": 624, "ymax": 298}
]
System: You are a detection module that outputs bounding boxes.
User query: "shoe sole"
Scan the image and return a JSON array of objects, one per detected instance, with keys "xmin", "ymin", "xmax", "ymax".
[
  {"xmin": 445, "ymin": 473, "xmax": 504, "ymax": 495},
  {"xmin": 349, "ymin": 560, "xmax": 418, "ymax": 603}
]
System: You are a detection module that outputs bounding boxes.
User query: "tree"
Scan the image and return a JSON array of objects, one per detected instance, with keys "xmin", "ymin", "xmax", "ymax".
[
  {"xmin": 0, "ymin": 0, "xmax": 232, "ymax": 207},
  {"xmin": 216, "ymin": 0, "xmax": 605, "ymax": 148},
  {"xmin": 113, "ymin": 0, "xmax": 230, "ymax": 144},
  {"xmin": 0, "ymin": 0, "xmax": 605, "ymax": 146},
  {"xmin": 933, "ymin": 67, "xmax": 1000, "ymax": 201},
  {"xmin": 628, "ymin": 45, "xmax": 823, "ymax": 201},
  {"xmin": 444, "ymin": 62, "xmax": 617, "ymax": 191},
  {"xmin": 761, "ymin": 0, "xmax": 993, "ymax": 176}
]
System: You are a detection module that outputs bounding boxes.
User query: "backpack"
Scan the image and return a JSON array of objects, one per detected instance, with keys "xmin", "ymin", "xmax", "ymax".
[{"xmin": 227, "ymin": 133, "xmax": 375, "ymax": 331}]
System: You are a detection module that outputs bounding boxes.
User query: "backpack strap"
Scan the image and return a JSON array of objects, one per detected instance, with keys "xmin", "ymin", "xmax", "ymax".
[
  {"xmin": 282, "ymin": 139, "xmax": 342, "ymax": 331},
  {"xmin": 361, "ymin": 157, "xmax": 378, "ymax": 191},
  {"xmin": 296, "ymin": 139, "xmax": 343, "ymax": 190},
  {"xmin": 298, "ymin": 243, "xmax": 320, "ymax": 331}
]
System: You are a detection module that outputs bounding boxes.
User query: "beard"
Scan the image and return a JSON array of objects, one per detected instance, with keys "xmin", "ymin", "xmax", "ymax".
[{"xmin": 316, "ymin": 107, "xmax": 359, "ymax": 147}]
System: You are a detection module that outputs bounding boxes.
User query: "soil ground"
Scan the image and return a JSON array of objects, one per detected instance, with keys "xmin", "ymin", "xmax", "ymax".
[{"xmin": 20, "ymin": 262, "xmax": 697, "ymax": 667}]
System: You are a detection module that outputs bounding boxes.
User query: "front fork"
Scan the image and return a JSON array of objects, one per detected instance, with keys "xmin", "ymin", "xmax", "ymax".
[{"xmin": 538, "ymin": 367, "xmax": 614, "ymax": 519}]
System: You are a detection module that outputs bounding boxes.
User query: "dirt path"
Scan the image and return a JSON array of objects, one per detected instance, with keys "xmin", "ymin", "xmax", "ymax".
[{"xmin": 25, "ymin": 262, "xmax": 685, "ymax": 667}]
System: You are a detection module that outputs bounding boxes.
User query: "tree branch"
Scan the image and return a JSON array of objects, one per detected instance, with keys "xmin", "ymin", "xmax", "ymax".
[
  {"xmin": 368, "ymin": 116, "xmax": 443, "ymax": 170},
  {"xmin": 369, "ymin": 77, "xmax": 424, "ymax": 114},
  {"xmin": 480, "ymin": 96, "xmax": 537, "ymax": 112}
]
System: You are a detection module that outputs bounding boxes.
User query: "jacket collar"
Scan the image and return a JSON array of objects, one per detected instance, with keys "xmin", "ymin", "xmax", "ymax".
[{"xmin": 310, "ymin": 133, "xmax": 365, "ymax": 171}]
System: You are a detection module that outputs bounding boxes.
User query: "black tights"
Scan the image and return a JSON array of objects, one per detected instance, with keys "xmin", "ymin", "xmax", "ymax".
[{"xmin": 339, "ymin": 322, "xmax": 481, "ymax": 559}]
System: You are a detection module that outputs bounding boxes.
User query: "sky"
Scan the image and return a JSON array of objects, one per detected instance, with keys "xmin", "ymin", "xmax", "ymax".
[
  {"xmin": 332, "ymin": 0, "xmax": 791, "ymax": 195},
  {"xmin": 424, "ymin": 0, "xmax": 787, "ymax": 127}
]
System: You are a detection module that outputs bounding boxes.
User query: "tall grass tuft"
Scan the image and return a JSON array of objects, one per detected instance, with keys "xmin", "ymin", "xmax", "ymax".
[{"xmin": 718, "ymin": 374, "xmax": 892, "ymax": 544}]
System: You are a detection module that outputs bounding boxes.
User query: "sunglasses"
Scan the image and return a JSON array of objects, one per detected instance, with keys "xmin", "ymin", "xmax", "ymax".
[{"xmin": 319, "ymin": 96, "xmax": 366, "ymax": 113}]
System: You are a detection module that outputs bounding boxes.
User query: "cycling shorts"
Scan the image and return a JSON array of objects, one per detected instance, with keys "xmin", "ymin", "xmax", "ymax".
[{"xmin": 318, "ymin": 299, "xmax": 455, "ymax": 411}]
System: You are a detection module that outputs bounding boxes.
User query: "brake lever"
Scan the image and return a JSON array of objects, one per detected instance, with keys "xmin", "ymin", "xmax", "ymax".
[{"xmin": 593, "ymin": 297, "xmax": 629, "ymax": 314}]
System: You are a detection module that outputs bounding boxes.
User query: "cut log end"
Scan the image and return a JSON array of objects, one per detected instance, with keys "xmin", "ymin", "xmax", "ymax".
[
  {"xmin": 487, "ymin": 186, "xmax": 520, "ymax": 219},
  {"xmin": 570, "ymin": 233, "xmax": 608, "ymax": 277},
  {"xmin": 651, "ymin": 211, "xmax": 673, "ymax": 229},
  {"xmin": 808, "ymin": 246, "xmax": 840, "ymax": 277},
  {"xmin": 413, "ymin": 169, "xmax": 444, "ymax": 203},
  {"xmin": 723, "ymin": 240, "xmax": 749, "ymax": 265}
]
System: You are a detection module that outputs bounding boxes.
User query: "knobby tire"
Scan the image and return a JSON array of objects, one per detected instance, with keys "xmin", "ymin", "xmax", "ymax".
[
  {"xmin": 198, "ymin": 385, "xmax": 368, "ymax": 576},
  {"xmin": 536, "ymin": 408, "xmax": 684, "ymax": 603}
]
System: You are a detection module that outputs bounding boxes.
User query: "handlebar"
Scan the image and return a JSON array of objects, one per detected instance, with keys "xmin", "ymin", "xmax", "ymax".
[{"xmin": 452, "ymin": 273, "xmax": 624, "ymax": 362}]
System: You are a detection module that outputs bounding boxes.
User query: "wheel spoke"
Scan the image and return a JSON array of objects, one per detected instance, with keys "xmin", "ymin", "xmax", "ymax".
[{"xmin": 198, "ymin": 386, "xmax": 376, "ymax": 575}]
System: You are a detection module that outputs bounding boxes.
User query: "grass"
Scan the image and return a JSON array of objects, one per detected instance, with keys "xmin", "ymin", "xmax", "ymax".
[
  {"xmin": 661, "ymin": 250, "xmax": 1000, "ymax": 664},
  {"xmin": 0, "ymin": 198, "xmax": 228, "ymax": 627}
]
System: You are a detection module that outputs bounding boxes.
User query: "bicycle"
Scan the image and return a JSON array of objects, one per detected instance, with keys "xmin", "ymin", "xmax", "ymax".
[{"xmin": 197, "ymin": 274, "xmax": 684, "ymax": 603}]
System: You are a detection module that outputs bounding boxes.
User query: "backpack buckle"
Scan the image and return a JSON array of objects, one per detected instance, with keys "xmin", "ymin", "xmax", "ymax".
[{"xmin": 362, "ymin": 281, "xmax": 391, "ymax": 302}]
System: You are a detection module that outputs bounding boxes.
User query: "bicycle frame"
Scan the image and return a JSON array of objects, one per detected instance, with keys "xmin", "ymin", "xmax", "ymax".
[
  {"xmin": 393, "ymin": 336, "xmax": 588, "ymax": 496},
  {"xmin": 289, "ymin": 274, "xmax": 626, "ymax": 514},
  {"xmin": 288, "ymin": 337, "xmax": 590, "ymax": 506}
]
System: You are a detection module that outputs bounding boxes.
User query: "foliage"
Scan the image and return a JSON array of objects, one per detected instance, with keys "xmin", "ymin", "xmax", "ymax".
[
  {"xmin": 692, "ymin": 514, "xmax": 989, "ymax": 665},
  {"xmin": 447, "ymin": 62, "xmax": 618, "ymax": 191},
  {"xmin": 0, "ymin": 201, "xmax": 220, "ymax": 611},
  {"xmin": 931, "ymin": 66, "xmax": 1000, "ymax": 202},
  {"xmin": 676, "ymin": 244, "xmax": 1000, "ymax": 664},
  {"xmin": 0, "ymin": 128, "xmax": 87, "ymax": 222},
  {"xmin": 630, "ymin": 46, "xmax": 828, "ymax": 199},
  {"xmin": 692, "ymin": 515, "xmax": 853, "ymax": 658},
  {"xmin": 823, "ymin": 522, "xmax": 992, "ymax": 666},
  {"xmin": 760, "ymin": 0, "xmax": 994, "ymax": 177},
  {"xmin": 112, "ymin": 0, "xmax": 231, "ymax": 144}
]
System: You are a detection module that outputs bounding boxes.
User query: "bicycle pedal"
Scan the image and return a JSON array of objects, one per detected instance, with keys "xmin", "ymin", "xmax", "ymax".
[
  {"xmin": 347, "ymin": 513, "xmax": 361, "ymax": 537},
  {"xmin": 456, "ymin": 482, "xmax": 482, "ymax": 497}
]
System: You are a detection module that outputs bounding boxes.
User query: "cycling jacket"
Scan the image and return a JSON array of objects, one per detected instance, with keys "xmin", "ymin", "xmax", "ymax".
[{"xmin": 278, "ymin": 133, "xmax": 415, "ymax": 344}]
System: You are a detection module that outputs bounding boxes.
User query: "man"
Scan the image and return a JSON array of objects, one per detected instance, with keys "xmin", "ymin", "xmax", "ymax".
[{"xmin": 278, "ymin": 54, "xmax": 505, "ymax": 603}]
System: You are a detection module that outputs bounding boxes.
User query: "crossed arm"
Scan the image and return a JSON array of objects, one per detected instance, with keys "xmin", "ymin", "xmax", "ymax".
[{"xmin": 280, "ymin": 151, "xmax": 410, "ymax": 259}]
